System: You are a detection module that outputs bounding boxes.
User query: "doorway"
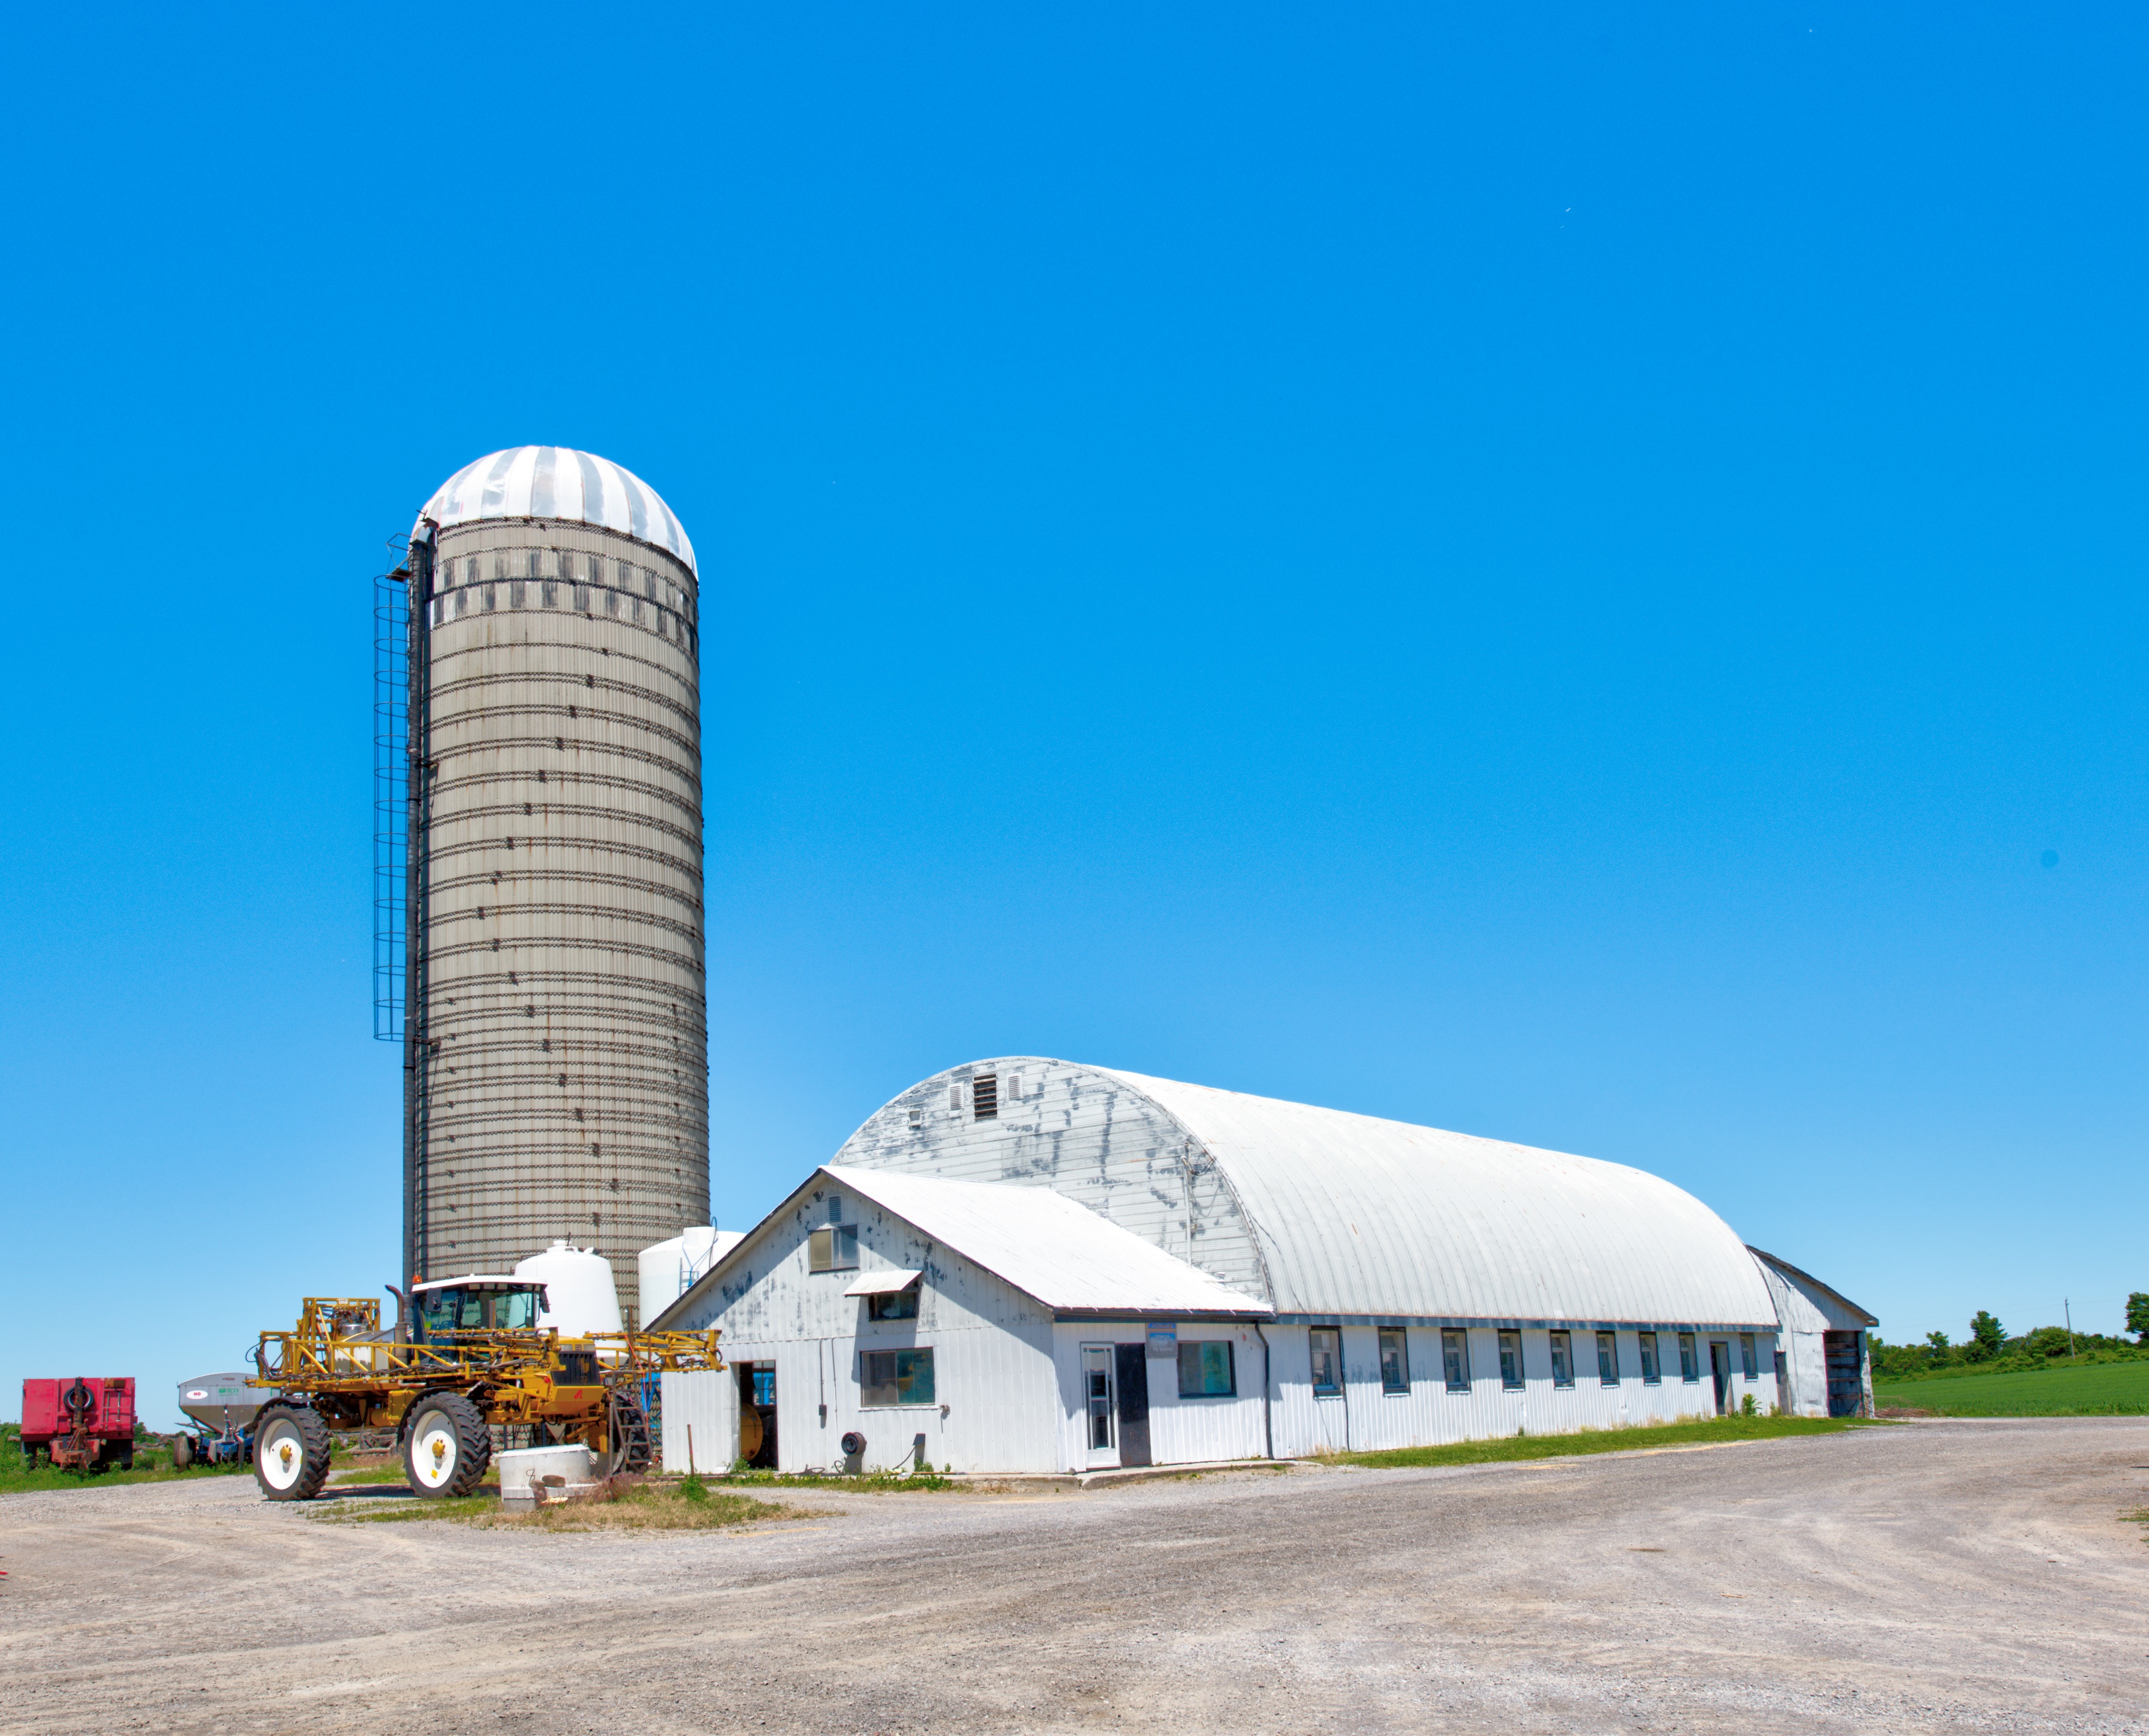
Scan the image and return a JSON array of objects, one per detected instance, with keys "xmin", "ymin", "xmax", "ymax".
[
  {"xmin": 1113, "ymin": 1343, "xmax": 1152, "ymax": 1468},
  {"xmin": 1081, "ymin": 1345, "xmax": 1118, "ymax": 1468},
  {"xmin": 1708, "ymin": 1341, "xmax": 1731, "ymax": 1416},
  {"xmin": 736, "ymin": 1361, "xmax": 777, "ymax": 1469},
  {"xmin": 1823, "ymin": 1330, "xmax": 1866, "ymax": 1417}
]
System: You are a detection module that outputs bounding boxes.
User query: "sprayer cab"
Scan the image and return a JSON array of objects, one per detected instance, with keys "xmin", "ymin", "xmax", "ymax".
[{"xmin": 406, "ymin": 1277, "xmax": 551, "ymax": 1343}]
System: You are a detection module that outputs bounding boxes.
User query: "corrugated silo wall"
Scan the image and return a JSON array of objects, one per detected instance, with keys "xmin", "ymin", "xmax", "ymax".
[{"xmin": 417, "ymin": 518, "xmax": 709, "ymax": 1322}]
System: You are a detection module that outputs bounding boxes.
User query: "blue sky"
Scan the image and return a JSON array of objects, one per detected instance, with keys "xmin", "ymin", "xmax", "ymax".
[{"xmin": 3, "ymin": 7, "xmax": 2142, "ymax": 1423}]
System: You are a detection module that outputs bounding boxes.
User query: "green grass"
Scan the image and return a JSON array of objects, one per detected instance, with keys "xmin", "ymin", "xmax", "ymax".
[
  {"xmin": 329, "ymin": 1462, "xmax": 412, "ymax": 1486},
  {"xmin": 1877, "ymin": 1348, "xmax": 2148, "ymax": 1384},
  {"xmin": 319, "ymin": 1490, "xmax": 498, "ymax": 1523},
  {"xmin": 1874, "ymin": 1359, "xmax": 2149, "ymax": 1416},
  {"xmin": 319, "ymin": 1478, "xmax": 809, "ymax": 1530},
  {"xmin": 702, "ymin": 1467, "xmax": 957, "ymax": 1492},
  {"xmin": 0, "ymin": 1428, "xmax": 250, "ymax": 1495},
  {"xmin": 1330, "ymin": 1413, "xmax": 1883, "ymax": 1470}
]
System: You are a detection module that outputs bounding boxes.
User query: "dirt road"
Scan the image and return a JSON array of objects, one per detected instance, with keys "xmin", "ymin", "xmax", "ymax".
[{"xmin": 3, "ymin": 1418, "xmax": 2144, "ymax": 1734}]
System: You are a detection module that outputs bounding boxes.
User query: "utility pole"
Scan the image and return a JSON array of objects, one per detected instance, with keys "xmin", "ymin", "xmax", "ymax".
[{"xmin": 2064, "ymin": 1299, "xmax": 2077, "ymax": 1361}]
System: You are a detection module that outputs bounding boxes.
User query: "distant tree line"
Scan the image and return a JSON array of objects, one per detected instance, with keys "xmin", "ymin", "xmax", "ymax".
[{"xmin": 1871, "ymin": 1295, "xmax": 2149, "ymax": 1380}]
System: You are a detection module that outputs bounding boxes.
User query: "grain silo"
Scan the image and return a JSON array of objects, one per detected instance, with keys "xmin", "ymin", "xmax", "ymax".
[{"xmin": 376, "ymin": 447, "xmax": 708, "ymax": 1324}]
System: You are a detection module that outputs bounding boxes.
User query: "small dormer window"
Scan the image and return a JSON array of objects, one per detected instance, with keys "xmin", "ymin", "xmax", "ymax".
[{"xmin": 972, "ymin": 1075, "xmax": 998, "ymax": 1121}]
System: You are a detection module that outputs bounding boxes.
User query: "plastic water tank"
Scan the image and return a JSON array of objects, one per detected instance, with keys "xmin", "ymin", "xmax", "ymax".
[
  {"xmin": 513, "ymin": 1241, "xmax": 623, "ymax": 1338},
  {"xmin": 637, "ymin": 1227, "xmax": 742, "ymax": 1327}
]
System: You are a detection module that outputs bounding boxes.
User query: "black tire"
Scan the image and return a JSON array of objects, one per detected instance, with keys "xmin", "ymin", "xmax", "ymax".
[
  {"xmin": 172, "ymin": 1433, "xmax": 194, "ymax": 1471},
  {"xmin": 254, "ymin": 1404, "xmax": 332, "ymax": 1501},
  {"xmin": 401, "ymin": 1392, "xmax": 491, "ymax": 1497}
]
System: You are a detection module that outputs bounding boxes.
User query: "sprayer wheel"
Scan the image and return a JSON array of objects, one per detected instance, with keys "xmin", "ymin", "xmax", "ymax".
[
  {"xmin": 253, "ymin": 1405, "xmax": 331, "ymax": 1501},
  {"xmin": 401, "ymin": 1392, "xmax": 491, "ymax": 1497}
]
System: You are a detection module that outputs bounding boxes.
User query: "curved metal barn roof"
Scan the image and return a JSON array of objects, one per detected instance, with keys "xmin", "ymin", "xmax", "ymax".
[
  {"xmin": 835, "ymin": 1060, "xmax": 1780, "ymax": 1328},
  {"xmin": 414, "ymin": 446, "xmax": 696, "ymax": 573}
]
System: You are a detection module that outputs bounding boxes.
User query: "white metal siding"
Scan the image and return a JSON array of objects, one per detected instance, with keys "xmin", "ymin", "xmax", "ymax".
[
  {"xmin": 668, "ymin": 1178, "xmax": 1063, "ymax": 1474},
  {"xmin": 659, "ymin": 1368, "xmax": 735, "ymax": 1474},
  {"xmin": 1263, "ymin": 1324, "xmax": 1778, "ymax": 1456},
  {"xmin": 1753, "ymin": 1254, "xmax": 1871, "ymax": 1418},
  {"xmin": 1049, "ymin": 1324, "xmax": 1267, "ymax": 1472}
]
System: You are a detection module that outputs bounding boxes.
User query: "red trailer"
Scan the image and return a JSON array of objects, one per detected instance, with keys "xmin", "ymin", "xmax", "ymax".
[{"xmin": 21, "ymin": 1378, "xmax": 136, "ymax": 1471}]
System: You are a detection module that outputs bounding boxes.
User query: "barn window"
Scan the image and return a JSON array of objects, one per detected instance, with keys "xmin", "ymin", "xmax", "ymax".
[
  {"xmin": 868, "ymin": 1282, "xmax": 920, "ymax": 1322},
  {"xmin": 1308, "ymin": 1328, "xmax": 1342, "ymax": 1394},
  {"xmin": 1378, "ymin": 1330, "xmax": 1408, "ymax": 1393},
  {"xmin": 1178, "ymin": 1341, "xmax": 1235, "ymax": 1398},
  {"xmin": 1441, "ymin": 1330, "xmax": 1470, "ymax": 1392},
  {"xmin": 1678, "ymin": 1332, "xmax": 1700, "ymax": 1382},
  {"xmin": 808, "ymin": 1223, "xmax": 858, "ymax": 1272},
  {"xmin": 860, "ymin": 1347, "xmax": 934, "ymax": 1407},
  {"xmin": 1638, "ymin": 1332, "xmax": 1662, "ymax": 1384},
  {"xmin": 1498, "ymin": 1330, "xmax": 1524, "ymax": 1390},
  {"xmin": 1549, "ymin": 1330, "xmax": 1574, "ymax": 1387},
  {"xmin": 971, "ymin": 1075, "xmax": 998, "ymax": 1120},
  {"xmin": 1740, "ymin": 1333, "xmax": 1758, "ymax": 1380},
  {"xmin": 1596, "ymin": 1332, "xmax": 1620, "ymax": 1383}
]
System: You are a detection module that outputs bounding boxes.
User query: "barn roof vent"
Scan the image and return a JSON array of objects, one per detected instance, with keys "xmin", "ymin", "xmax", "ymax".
[{"xmin": 972, "ymin": 1075, "xmax": 998, "ymax": 1121}]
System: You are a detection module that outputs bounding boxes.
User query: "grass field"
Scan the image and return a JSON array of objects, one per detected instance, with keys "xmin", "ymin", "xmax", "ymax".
[
  {"xmin": 1875, "ymin": 1359, "xmax": 2149, "ymax": 1416},
  {"xmin": 0, "ymin": 1426, "xmax": 251, "ymax": 1495},
  {"xmin": 1332, "ymin": 1413, "xmax": 1880, "ymax": 1470}
]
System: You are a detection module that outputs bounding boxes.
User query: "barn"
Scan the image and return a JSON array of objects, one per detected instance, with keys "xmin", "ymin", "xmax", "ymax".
[{"xmin": 652, "ymin": 1059, "xmax": 1873, "ymax": 1476}]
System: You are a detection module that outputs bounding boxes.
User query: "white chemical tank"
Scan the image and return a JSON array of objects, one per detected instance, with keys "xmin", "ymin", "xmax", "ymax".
[
  {"xmin": 637, "ymin": 1227, "xmax": 743, "ymax": 1328},
  {"xmin": 177, "ymin": 1373, "xmax": 265, "ymax": 1433},
  {"xmin": 513, "ymin": 1241, "xmax": 623, "ymax": 1338}
]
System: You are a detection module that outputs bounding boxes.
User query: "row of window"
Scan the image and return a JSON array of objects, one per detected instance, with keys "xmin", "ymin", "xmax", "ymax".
[
  {"xmin": 858, "ymin": 1340, "xmax": 1236, "ymax": 1419},
  {"xmin": 431, "ymin": 578, "xmax": 696, "ymax": 648},
  {"xmin": 1319, "ymin": 1325, "xmax": 1763, "ymax": 1396},
  {"xmin": 436, "ymin": 550, "xmax": 694, "ymax": 621}
]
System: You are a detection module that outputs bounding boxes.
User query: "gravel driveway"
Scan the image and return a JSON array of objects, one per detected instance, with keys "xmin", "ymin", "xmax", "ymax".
[{"xmin": 3, "ymin": 1417, "xmax": 2144, "ymax": 1734}]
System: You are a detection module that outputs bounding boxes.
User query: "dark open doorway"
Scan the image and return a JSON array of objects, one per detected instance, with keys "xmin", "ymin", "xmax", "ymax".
[
  {"xmin": 736, "ymin": 1361, "xmax": 777, "ymax": 1468},
  {"xmin": 1823, "ymin": 1330, "xmax": 1866, "ymax": 1417},
  {"xmin": 1708, "ymin": 1341, "xmax": 1731, "ymax": 1415},
  {"xmin": 1113, "ymin": 1343, "xmax": 1152, "ymax": 1468}
]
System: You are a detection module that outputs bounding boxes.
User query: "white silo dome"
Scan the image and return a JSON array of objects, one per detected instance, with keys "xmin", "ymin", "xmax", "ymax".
[{"xmin": 414, "ymin": 446, "xmax": 695, "ymax": 574}]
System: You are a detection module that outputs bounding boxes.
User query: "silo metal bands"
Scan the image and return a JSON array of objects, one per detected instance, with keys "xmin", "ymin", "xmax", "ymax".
[{"xmin": 383, "ymin": 447, "xmax": 709, "ymax": 1324}]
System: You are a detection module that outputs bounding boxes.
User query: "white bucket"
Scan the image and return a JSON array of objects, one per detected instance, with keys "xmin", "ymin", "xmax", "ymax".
[{"xmin": 496, "ymin": 1444, "xmax": 597, "ymax": 1512}]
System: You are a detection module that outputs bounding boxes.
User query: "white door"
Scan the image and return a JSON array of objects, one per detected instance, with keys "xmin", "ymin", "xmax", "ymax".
[{"xmin": 1081, "ymin": 1344, "xmax": 1119, "ymax": 1468}]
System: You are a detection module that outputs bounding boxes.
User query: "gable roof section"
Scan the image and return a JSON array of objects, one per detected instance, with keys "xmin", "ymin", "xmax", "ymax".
[
  {"xmin": 1748, "ymin": 1246, "xmax": 1877, "ymax": 1328},
  {"xmin": 821, "ymin": 1165, "xmax": 1271, "ymax": 1316}
]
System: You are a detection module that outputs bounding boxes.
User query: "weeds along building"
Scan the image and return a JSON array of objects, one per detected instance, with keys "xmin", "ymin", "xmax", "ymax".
[
  {"xmin": 651, "ymin": 1060, "xmax": 1873, "ymax": 1476},
  {"xmin": 379, "ymin": 447, "xmax": 708, "ymax": 1322}
]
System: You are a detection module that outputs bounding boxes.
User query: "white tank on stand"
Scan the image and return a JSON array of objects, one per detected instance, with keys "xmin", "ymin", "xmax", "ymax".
[
  {"xmin": 513, "ymin": 1241, "xmax": 623, "ymax": 1338},
  {"xmin": 638, "ymin": 1226, "xmax": 743, "ymax": 1328}
]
